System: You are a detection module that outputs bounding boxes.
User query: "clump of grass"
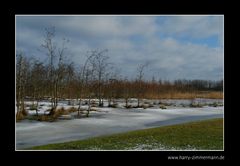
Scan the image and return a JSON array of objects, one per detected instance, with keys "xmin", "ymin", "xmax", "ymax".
[
  {"xmin": 21, "ymin": 109, "xmax": 28, "ymax": 116},
  {"xmin": 33, "ymin": 107, "xmax": 72, "ymax": 122},
  {"xmin": 26, "ymin": 107, "xmax": 76, "ymax": 122},
  {"xmin": 16, "ymin": 111, "xmax": 25, "ymax": 122},
  {"xmin": 144, "ymin": 101, "xmax": 151, "ymax": 104},
  {"xmin": 67, "ymin": 107, "xmax": 78, "ymax": 113},
  {"xmin": 37, "ymin": 115, "xmax": 54, "ymax": 122},
  {"xmin": 149, "ymin": 104, "xmax": 154, "ymax": 107},
  {"xmin": 190, "ymin": 102, "xmax": 203, "ymax": 108},
  {"xmin": 159, "ymin": 104, "xmax": 167, "ymax": 109},
  {"xmin": 51, "ymin": 107, "xmax": 70, "ymax": 119},
  {"xmin": 209, "ymin": 102, "xmax": 222, "ymax": 107},
  {"xmin": 142, "ymin": 105, "xmax": 148, "ymax": 109},
  {"xmin": 90, "ymin": 108, "xmax": 97, "ymax": 112},
  {"xmin": 125, "ymin": 105, "xmax": 132, "ymax": 109},
  {"xmin": 91, "ymin": 102, "xmax": 98, "ymax": 107},
  {"xmin": 108, "ymin": 103, "xmax": 118, "ymax": 108}
]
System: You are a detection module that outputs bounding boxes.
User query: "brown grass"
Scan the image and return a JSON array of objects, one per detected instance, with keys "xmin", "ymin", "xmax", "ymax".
[
  {"xmin": 145, "ymin": 91, "xmax": 223, "ymax": 99},
  {"xmin": 196, "ymin": 91, "xmax": 223, "ymax": 99},
  {"xmin": 16, "ymin": 111, "xmax": 25, "ymax": 122},
  {"xmin": 52, "ymin": 107, "xmax": 68, "ymax": 119},
  {"xmin": 67, "ymin": 107, "xmax": 78, "ymax": 113},
  {"xmin": 37, "ymin": 115, "xmax": 53, "ymax": 122},
  {"xmin": 16, "ymin": 109, "xmax": 28, "ymax": 122}
]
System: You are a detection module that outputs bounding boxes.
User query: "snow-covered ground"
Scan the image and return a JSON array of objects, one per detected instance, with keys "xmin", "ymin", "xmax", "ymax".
[{"xmin": 16, "ymin": 98, "xmax": 223, "ymax": 150}]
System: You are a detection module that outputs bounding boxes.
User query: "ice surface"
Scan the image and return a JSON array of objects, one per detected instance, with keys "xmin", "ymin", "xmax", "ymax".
[{"xmin": 16, "ymin": 98, "xmax": 223, "ymax": 150}]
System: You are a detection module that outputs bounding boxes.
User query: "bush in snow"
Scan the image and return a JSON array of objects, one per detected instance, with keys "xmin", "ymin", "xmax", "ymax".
[
  {"xmin": 141, "ymin": 104, "xmax": 149, "ymax": 109},
  {"xmin": 125, "ymin": 105, "xmax": 132, "ymax": 109},
  {"xmin": 144, "ymin": 101, "xmax": 151, "ymax": 104},
  {"xmin": 190, "ymin": 102, "xmax": 203, "ymax": 108},
  {"xmin": 108, "ymin": 103, "xmax": 118, "ymax": 108},
  {"xmin": 159, "ymin": 105, "xmax": 167, "ymax": 109},
  {"xmin": 149, "ymin": 104, "xmax": 154, "ymax": 107},
  {"xmin": 208, "ymin": 102, "xmax": 219, "ymax": 107},
  {"xmin": 67, "ymin": 107, "xmax": 78, "ymax": 113}
]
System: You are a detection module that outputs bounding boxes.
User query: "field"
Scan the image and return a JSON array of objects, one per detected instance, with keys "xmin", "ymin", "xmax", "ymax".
[
  {"xmin": 16, "ymin": 98, "xmax": 223, "ymax": 150},
  {"xmin": 29, "ymin": 118, "xmax": 223, "ymax": 150}
]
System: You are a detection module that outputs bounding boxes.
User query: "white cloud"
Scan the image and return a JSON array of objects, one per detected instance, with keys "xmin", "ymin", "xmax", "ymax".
[
  {"xmin": 16, "ymin": 15, "xmax": 223, "ymax": 80},
  {"xmin": 159, "ymin": 16, "xmax": 223, "ymax": 38}
]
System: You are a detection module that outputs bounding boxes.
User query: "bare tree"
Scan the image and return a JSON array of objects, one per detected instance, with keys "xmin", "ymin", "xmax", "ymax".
[
  {"xmin": 53, "ymin": 38, "xmax": 69, "ymax": 108},
  {"xmin": 136, "ymin": 63, "xmax": 148, "ymax": 107},
  {"xmin": 41, "ymin": 27, "xmax": 56, "ymax": 108},
  {"xmin": 88, "ymin": 49, "xmax": 109, "ymax": 107},
  {"xmin": 66, "ymin": 62, "xmax": 75, "ymax": 104},
  {"xmin": 76, "ymin": 52, "xmax": 96, "ymax": 117},
  {"xmin": 30, "ymin": 60, "xmax": 46, "ymax": 116},
  {"xmin": 16, "ymin": 52, "xmax": 29, "ymax": 118},
  {"xmin": 41, "ymin": 27, "xmax": 69, "ymax": 113},
  {"xmin": 122, "ymin": 79, "xmax": 131, "ymax": 108}
]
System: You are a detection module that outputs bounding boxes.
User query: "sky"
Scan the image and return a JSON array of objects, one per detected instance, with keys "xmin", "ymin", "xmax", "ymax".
[{"xmin": 16, "ymin": 15, "xmax": 224, "ymax": 81}]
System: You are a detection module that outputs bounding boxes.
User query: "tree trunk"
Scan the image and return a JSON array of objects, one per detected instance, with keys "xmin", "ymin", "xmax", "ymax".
[
  {"xmin": 87, "ymin": 96, "xmax": 91, "ymax": 117},
  {"xmin": 137, "ymin": 98, "xmax": 140, "ymax": 107},
  {"xmin": 125, "ymin": 98, "xmax": 128, "ymax": 107},
  {"xmin": 77, "ymin": 98, "xmax": 82, "ymax": 117}
]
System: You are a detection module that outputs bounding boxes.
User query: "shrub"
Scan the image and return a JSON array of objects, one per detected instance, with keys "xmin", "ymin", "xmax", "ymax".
[
  {"xmin": 91, "ymin": 103, "xmax": 98, "ymax": 107},
  {"xmin": 16, "ymin": 109, "xmax": 28, "ymax": 122},
  {"xmin": 108, "ymin": 103, "xmax": 118, "ymax": 108},
  {"xmin": 67, "ymin": 107, "xmax": 78, "ymax": 113},
  {"xmin": 21, "ymin": 109, "xmax": 28, "ymax": 116},
  {"xmin": 52, "ymin": 107, "xmax": 70, "ymax": 119},
  {"xmin": 90, "ymin": 108, "xmax": 97, "ymax": 111},
  {"xmin": 46, "ymin": 107, "xmax": 66, "ymax": 120},
  {"xmin": 142, "ymin": 104, "xmax": 149, "ymax": 109},
  {"xmin": 159, "ymin": 105, "xmax": 167, "ymax": 109},
  {"xmin": 190, "ymin": 102, "xmax": 203, "ymax": 108},
  {"xmin": 149, "ymin": 104, "xmax": 154, "ymax": 107},
  {"xmin": 125, "ymin": 105, "xmax": 132, "ymax": 109},
  {"xmin": 209, "ymin": 102, "xmax": 219, "ymax": 107},
  {"xmin": 37, "ymin": 115, "xmax": 54, "ymax": 122}
]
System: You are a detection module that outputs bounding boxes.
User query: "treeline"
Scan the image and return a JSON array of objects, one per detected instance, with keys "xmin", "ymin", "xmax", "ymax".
[
  {"xmin": 16, "ymin": 27, "xmax": 223, "ymax": 117},
  {"xmin": 16, "ymin": 51, "xmax": 223, "ymax": 102}
]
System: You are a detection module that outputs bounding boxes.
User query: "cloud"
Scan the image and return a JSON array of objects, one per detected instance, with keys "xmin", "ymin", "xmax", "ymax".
[
  {"xmin": 16, "ymin": 15, "xmax": 223, "ymax": 81},
  {"xmin": 159, "ymin": 16, "xmax": 223, "ymax": 38}
]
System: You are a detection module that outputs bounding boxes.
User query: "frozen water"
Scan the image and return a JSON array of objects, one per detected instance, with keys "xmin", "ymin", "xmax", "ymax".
[{"xmin": 16, "ymin": 98, "xmax": 223, "ymax": 150}]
